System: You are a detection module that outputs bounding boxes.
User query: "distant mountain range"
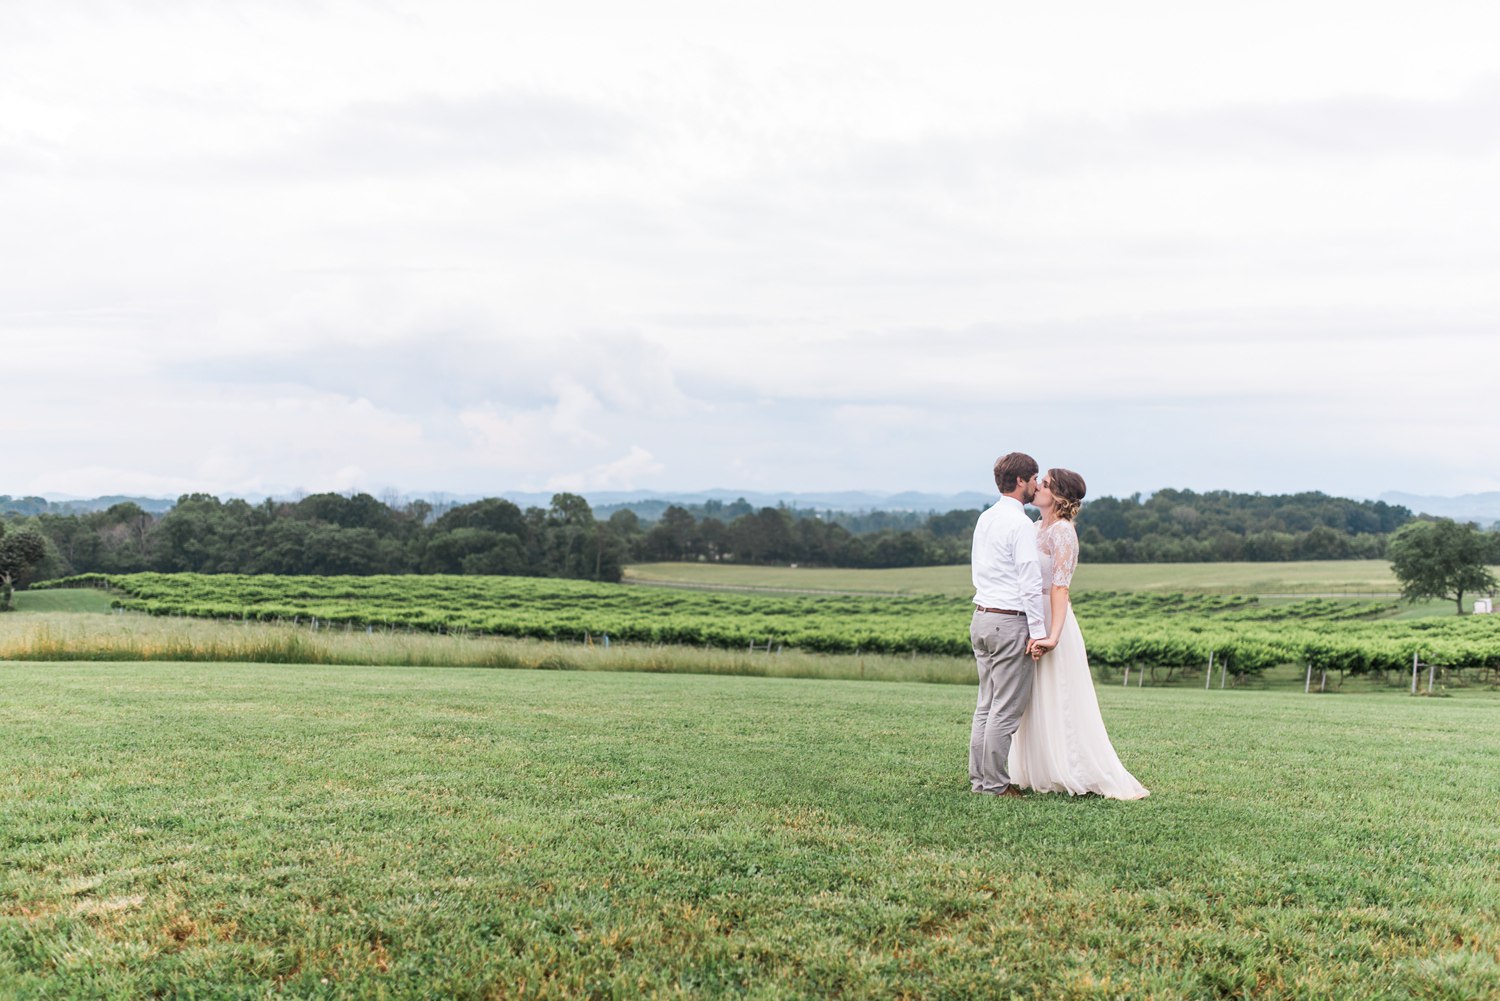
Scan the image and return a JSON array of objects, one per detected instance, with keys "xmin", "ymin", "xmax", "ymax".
[
  {"xmin": 1378, "ymin": 492, "xmax": 1500, "ymax": 527},
  {"xmin": 6, "ymin": 489, "xmax": 1497, "ymax": 524},
  {"xmin": 0, "ymin": 494, "xmax": 178, "ymax": 515},
  {"xmin": 492, "ymin": 489, "xmax": 998, "ymax": 514}
]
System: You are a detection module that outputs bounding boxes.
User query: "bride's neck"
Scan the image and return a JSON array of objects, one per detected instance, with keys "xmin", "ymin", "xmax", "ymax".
[{"xmin": 1040, "ymin": 511, "xmax": 1062, "ymax": 527}]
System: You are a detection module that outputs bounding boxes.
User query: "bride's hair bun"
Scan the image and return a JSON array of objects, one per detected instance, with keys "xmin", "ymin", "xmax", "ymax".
[{"xmin": 1048, "ymin": 468, "xmax": 1087, "ymax": 521}]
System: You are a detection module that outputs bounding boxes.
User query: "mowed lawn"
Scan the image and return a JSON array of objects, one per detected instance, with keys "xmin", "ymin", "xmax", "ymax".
[
  {"xmin": 624, "ymin": 560, "xmax": 1427, "ymax": 597},
  {"xmin": 10, "ymin": 589, "xmax": 115, "ymax": 614},
  {"xmin": 2, "ymin": 664, "xmax": 1497, "ymax": 1000}
]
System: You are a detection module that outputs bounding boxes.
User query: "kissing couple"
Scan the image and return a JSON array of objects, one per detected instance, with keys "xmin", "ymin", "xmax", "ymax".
[{"xmin": 968, "ymin": 452, "xmax": 1149, "ymax": 800}]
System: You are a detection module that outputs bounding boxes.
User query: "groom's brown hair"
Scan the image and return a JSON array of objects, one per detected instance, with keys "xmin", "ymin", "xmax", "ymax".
[{"xmin": 994, "ymin": 452, "xmax": 1039, "ymax": 493}]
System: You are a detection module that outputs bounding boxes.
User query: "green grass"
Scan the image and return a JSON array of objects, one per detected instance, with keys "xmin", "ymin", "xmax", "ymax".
[
  {"xmin": 0, "ymin": 611, "xmax": 978, "ymax": 685},
  {"xmin": 9, "ymin": 589, "xmax": 114, "ymax": 613},
  {"xmin": 4, "ymin": 610, "xmax": 1494, "ymax": 697},
  {"xmin": 2, "ymin": 662, "xmax": 1497, "ymax": 999},
  {"xmin": 626, "ymin": 560, "xmax": 1465, "ymax": 598},
  {"xmin": 624, "ymin": 562, "xmax": 979, "ymax": 596}
]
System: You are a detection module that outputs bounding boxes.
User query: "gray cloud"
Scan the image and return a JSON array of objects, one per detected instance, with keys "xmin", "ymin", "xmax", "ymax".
[
  {"xmin": 162, "ymin": 334, "xmax": 534, "ymax": 411},
  {"xmin": 0, "ymin": 141, "xmax": 47, "ymax": 176},
  {"xmin": 2, "ymin": 91, "xmax": 643, "ymax": 184},
  {"xmin": 268, "ymin": 92, "xmax": 637, "ymax": 177},
  {"xmin": 831, "ymin": 85, "xmax": 1500, "ymax": 190},
  {"xmin": 159, "ymin": 327, "xmax": 694, "ymax": 418}
]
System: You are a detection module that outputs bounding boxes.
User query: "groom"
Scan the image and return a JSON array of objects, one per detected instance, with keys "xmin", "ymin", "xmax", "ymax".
[{"xmin": 969, "ymin": 452, "xmax": 1049, "ymax": 797}]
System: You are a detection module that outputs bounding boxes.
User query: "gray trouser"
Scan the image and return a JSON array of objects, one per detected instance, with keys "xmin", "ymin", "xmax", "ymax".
[{"xmin": 968, "ymin": 610, "xmax": 1033, "ymax": 793}]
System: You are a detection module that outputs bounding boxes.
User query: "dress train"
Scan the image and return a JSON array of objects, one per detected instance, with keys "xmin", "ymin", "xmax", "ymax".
[{"xmin": 1009, "ymin": 602, "xmax": 1149, "ymax": 800}]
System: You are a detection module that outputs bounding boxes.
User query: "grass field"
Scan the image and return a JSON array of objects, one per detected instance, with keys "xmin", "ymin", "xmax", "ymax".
[
  {"xmin": 19, "ymin": 571, "xmax": 1500, "ymax": 689},
  {"xmin": 625, "ymin": 560, "xmax": 1432, "ymax": 598},
  {"xmin": 2, "ymin": 662, "xmax": 1496, "ymax": 999},
  {"xmin": 3, "ymin": 608, "xmax": 1492, "ymax": 696},
  {"xmin": 10, "ymin": 589, "xmax": 115, "ymax": 613},
  {"xmin": 0, "ymin": 610, "xmax": 980, "ymax": 686},
  {"xmin": 625, "ymin": 561, "xmax": 1493, "ymax": 619},
  {"xmin": 624, "ymin": 555, "xmax": 1500, "ymax": 603}
]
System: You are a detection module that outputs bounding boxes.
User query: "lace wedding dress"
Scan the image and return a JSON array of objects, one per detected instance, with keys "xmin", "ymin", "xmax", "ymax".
[{"xmin": 1009, "ymin": 519, "xmax": 1149, "ymax": 800}]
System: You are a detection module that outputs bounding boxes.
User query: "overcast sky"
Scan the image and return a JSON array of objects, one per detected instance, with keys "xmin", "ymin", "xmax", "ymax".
[{"xmin": 3, "ymin": 1, "xmax": 1497, "ymax": 503}]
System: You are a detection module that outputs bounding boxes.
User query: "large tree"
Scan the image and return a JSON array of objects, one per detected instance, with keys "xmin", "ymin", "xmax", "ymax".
[
  {"xmin": 0, "ymin": 523, "xmax": 49, "ymax": 610},
  {"xmin": 642, "ymin": 506, "xmax": 696, "ymax": 561},
  {"xmin": 1387, "ymin": 519, "xmax": 1497, "ymax": 614}
]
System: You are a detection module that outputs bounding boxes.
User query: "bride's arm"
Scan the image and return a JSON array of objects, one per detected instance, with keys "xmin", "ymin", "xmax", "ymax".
[
  {"xmin": 1046, "ymin": 585, "xmax": 1069, "ymax": 644},
  {"xmin": 1030, "ymin": 586, "xmax": 1069, "ymax": 659},
  {"xmin": 1032, "ymin": 522, "xmax": 1078, "ymax": 659}
]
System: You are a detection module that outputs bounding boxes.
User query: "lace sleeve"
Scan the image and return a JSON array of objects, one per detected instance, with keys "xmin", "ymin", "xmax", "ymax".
[{"xmin": 1051, "ymin": 521, "xmax": 1079, "ymax": 589}]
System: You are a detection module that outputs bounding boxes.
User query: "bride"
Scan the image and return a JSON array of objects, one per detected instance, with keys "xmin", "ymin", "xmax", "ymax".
[{"xmin": 1010, "ymin": 468, "xmax": 1149, "ymax": 800}]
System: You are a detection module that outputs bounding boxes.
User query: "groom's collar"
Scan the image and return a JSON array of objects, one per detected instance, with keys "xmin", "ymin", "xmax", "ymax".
[{"xmin": 997, "ymin": 495, "xmax": 1024, "ymax": 511}]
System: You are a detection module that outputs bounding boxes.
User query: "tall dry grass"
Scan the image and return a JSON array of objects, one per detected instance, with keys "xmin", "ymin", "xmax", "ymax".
[{"xmin": 0, "ymin": 611, "xmax": 976, "ymax": 685}]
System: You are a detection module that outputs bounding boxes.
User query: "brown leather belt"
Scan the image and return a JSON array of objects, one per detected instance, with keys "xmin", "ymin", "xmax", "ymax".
[{"xmin": 974, "ymin": 605, "xmax": 1024, "ymax": 615}]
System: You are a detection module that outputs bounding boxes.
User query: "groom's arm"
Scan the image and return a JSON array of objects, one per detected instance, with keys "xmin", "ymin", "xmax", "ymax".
[{"xmin": 1013, "ymin": 526, "xmax": 1048, "ymax": 642}]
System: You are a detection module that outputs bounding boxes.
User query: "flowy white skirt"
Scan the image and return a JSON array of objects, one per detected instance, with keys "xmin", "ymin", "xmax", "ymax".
[{"xmin": 1009, "ymin": 603, "xmax": 1149, "ymax": 800}]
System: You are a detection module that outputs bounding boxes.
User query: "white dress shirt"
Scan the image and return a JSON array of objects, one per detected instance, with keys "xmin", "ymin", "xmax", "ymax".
[{"xmin": 971, "ymin": 495, "xmax": 1048, "ymax": 640}]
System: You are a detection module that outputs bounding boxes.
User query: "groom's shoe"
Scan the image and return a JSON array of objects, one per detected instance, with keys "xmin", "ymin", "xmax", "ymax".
[{"xmin": 977, "ymin": 786, "xmax": 1024, "ymax": 798}]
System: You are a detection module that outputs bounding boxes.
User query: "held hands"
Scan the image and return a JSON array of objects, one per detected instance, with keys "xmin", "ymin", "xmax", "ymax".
[{"xmin": 1027, "ymin": 636, "xmax": 1058, "ymax": 661}]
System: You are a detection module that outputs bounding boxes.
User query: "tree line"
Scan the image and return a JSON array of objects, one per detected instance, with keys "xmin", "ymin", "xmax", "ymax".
[
  {"xmin": 1073, "ymin": 489, "xmax": 1414, "ymax": 561},
  {"xmin": 609, "ymin": 489, "xmax": 1426, "ymax": 565},
  {"xmin": 4, "ymin": 488, "xmax": 1492, "ymax": 594},
  {"xmin": 1, "ymin": 491, "xmax": 976, "ymax": 587},
  {"xmin": 4, "ymin": 493, "xmax": 625, "ymax": 586}
]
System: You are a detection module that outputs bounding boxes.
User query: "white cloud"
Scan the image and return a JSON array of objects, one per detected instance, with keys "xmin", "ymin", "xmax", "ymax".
[
  {"xmin": 2, "ymin": 1, "xmax": 1499, "ymax": 500},
  {"xmin": 14, "ymin": 386, "xmax": 431, "ymax": 498},
  {"xmin": 547, "ymin": 446, "xmax": 665, "ymax": 492}
]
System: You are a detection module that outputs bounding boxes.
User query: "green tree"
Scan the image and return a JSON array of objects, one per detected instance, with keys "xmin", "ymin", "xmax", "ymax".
[
  {"xmin": 433, "ymin": 498, "xmax": 528, "ymax": 537},
  {"xmin": 294, "ymin": 492, "xmax": 398, "ymax": 533},
  {"xmin": 544, "ymin": 493, "xmax": 609, "ymax": 579},
  {"xmin": 695, "ymin": 517, "xmax": 728, "ymax": 561},
  {"xmin": 0, "ymin": 524, "xmax": 48, "ymax": 609},
  {"xmin": 927, "ymin": 508, "xmax": 981, "ymax": 540},
  {"xmin": 606, "ymin": 509, "xmax": 644, "ymax": 554},
  {"xmin": 421, "ymin": 527, "xmax": 528, "ymax": 576},
  {"xmin": 728, "ymin": 508, "xmax": 794, "ymax": 563},
  {"xmin": 1294, "ymin": 524, "xmax": 1351, "ymax": 560},
  {"xmin": 1387, "ymin": 519, "xmax": 1497, "ymax": 615},
  {"xmin": 643, "ymin": 506, "xmax": 696, "ymax": 561}
]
